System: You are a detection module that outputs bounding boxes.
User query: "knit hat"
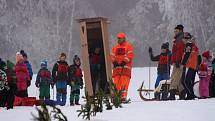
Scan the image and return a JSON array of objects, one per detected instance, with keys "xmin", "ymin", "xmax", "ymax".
[
  {"xmin": 202, "ymin": 51, "xmax": 212, "ymax": 59},
  {"xmin": 41, "ymin": 60, "xmax": 47, "ymax": 68},
  {"xmin": 161, "ymin": 42, "xmax": 169, "ymax": 49},
  {"xmin": 175, "ymin": 24, "xmax": 184, "ymax": 31},
  {"xmin": 73, "ymin": 55, "xmax": 81, "ymax": 64},
  {"xmin": 117, "ymin": 32, "xmax": 126, "ymax": 39},
  {"xmin": 16, "ymin": 52, "xmax": 24, "ymax": 63},
  {"xmin": 199, "ymin": 63, "xmax": 207, "ymax": 71}
]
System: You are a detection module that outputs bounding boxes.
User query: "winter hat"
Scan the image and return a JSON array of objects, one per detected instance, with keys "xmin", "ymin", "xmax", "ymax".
[
  {"xmin": 16, "ymin": 52, "xmax": 24, "ymax": 63},
  {"xmin": 41, "ymin": 60, "xmax": 47, "ymax": 68},
  {"xmin": 0, "ymin": 59, "xmax": 7, "ymax": 70},
  {"xmin": 73, "ymin": 55, "xmax": 81, "ymax": 64},
  {"xmin": 161, "ymin": 42, "xmax": 169, "ymax": 49},
  {"xmin": 117, "ymin": 32, "xmax": 126, "ymax": 39},
  {"xmin": 199, "ymin": 63, "xmax": 207, "ymax": 71},
  {"xmin": 202, "ymin": 51, "xmax": 212, "ymax": 59},
  {"xmin": 175, "ymin": 24, "xmax": 184, "ymax": 31},
  {"xmin": 6, "ymin": 60, "xmax": 14, "ymax": 70}
]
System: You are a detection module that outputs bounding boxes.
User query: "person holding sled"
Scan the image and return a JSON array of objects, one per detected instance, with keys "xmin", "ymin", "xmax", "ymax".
[
  {"xmin": 35, "ymin": 60, "xmax": 53, "ymax": 100},
  {"xmin": 68, "ymin": 55, "xmax": 83, "ymax": 106},
  {"xmin": 148, "ymin": 42, "xmax": 171, "ymax": 100},
  {"xmin": 168, "ymin": 25, "xmax": 185, "ymax": 100},
  {"xmin": 111, "ymin": 32, "xmax": 134, "ymax": 102},
  {"xmin": 0, "ymin": 59, "xmax": 10, "ymax": 107},
  {"xmin": 181, "ymin": 33, "xmax": 199, "ymax": 100},
  {"xmin": 15, "ymin": 52, "xmax": 30, "ymax": 98},
  {"xmin": 52, "ymin": 53, "xmax": 69, "ymax": 106}
]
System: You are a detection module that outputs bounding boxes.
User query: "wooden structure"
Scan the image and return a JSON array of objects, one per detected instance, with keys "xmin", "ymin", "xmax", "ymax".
[{"xmin": 77, "ymin": 17, "xmax": 112, "ymax": 96}]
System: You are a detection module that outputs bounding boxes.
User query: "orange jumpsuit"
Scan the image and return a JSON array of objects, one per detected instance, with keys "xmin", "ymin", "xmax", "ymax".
[{"xmin": 111, "ymin": 41, "xmax": 134, "ymax": 99}]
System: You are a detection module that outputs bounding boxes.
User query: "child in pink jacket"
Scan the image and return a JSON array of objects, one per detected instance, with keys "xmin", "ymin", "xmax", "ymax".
[{"xmin": 198, "ymin": 63, "xmax": 209, "ymax": 98}]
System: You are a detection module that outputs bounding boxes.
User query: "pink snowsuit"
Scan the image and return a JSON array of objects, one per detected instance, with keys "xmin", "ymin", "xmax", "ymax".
[
  {"xmin": 199, "ymin": 70, "xmax": 209, "ymax": 97},
  {"xmin": 15, "ymin": 62, "xmax": 30, "ymax": 91}
]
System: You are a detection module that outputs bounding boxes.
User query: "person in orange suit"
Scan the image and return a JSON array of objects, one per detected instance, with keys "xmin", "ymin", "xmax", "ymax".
[{"xmin": 111, "ymin": 32, "xmax": 134, "ymax": 101}]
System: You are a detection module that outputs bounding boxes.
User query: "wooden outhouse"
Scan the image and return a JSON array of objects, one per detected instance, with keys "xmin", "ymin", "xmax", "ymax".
[{"xmin": 77, "ymin": 17, "xmax": 112, "ymax": 96}]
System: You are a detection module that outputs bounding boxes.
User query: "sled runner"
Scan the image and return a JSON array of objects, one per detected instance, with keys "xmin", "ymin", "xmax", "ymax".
[{"xmin": 138, "ymin": 80, "xmax": 171, "ymax": 101}]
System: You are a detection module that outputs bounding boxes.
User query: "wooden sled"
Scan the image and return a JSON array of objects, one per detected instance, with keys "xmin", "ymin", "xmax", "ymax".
[{"xmin": 137, "ymin": 80, "xmax": 171, "ymax": 101}]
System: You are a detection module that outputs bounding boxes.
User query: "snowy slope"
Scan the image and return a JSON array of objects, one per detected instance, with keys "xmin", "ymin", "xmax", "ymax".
[{"xmin": 0, "ymin": 67, "xmax": 215, "ymax": 121}]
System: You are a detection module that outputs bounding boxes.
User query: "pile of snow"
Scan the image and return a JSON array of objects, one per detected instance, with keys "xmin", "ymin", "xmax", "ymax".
[{"xmin": 0, "ymin": 67, "xmax": 214, "ymax": 121}]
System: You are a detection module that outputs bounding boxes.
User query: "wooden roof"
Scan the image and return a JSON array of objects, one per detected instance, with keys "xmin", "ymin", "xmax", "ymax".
[{"xmin": 77, "ymin": 17, "xmax": 109, "ymax": 23}]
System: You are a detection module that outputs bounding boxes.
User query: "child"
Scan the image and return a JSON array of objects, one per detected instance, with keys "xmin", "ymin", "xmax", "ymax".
[
  {"xmin": 15, "ymin": 52, "xmax": 30, "ymax": 97},
  {"xmin": 35, "ymin": 60, "xmax": 53, "ymax": 100},
  {"xmin": 52, "ymin": 53, "xmax": 69, "ymax": 106},
  {"xmin": 5, "ymin": 60, "xmax": 17, "ymax": 109},
  {"xmin": 69, "ymin": 55, "xmax": 83, "ymax": 106},
  {"xmin": 0, "ymin": 59, "xmax": 10, "ymax": 107},
  {"xmin": 148, "ymin": 42, "xmax": 171, "ymax": 100},
  {"xmin": 198, "ymin": 63, "xmax": 209, "ymax": 98},
  {"xmin": 209, "ymin": 58, "xmax": 215, "ymax": 97}
]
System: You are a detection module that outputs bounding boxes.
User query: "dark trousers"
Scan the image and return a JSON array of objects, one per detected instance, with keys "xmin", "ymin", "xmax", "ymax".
[
  {"xmin": 0, "ymin": 89, "xmax": 8, "ymax": 107},
  {"xmin": 5, "ymin": 84, "xmax": 16, "ymax": 109},
  {"xmin": 182, "ymin": 67, "xmax": 196, "ymax": 99}
]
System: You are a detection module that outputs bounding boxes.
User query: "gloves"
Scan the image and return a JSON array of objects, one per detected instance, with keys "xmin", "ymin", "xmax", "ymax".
[
  {"xmin": 27, "ymin": 81, "xmax": 31, "ymax": 87},
  {"xmin": 35, "ymin": 83, "xmax": 39, "ymax": 88},
  {"xmin": 113, "ymin": 62, "xmax": 119, "ymax": 68},
  {"xmin": 80, "ymin": 85, "xmax": 83, "ymax": 89},
  {"xmin": 175, "ymin": 62, "xmax": 180, "ymax": 68},
  {"xmin": 119, "ymin": 61, "xmax": 126, "ymax": 67},
  {"xmin": 148, "ymin": 47, "xmax": 152, "ymax": 54}
]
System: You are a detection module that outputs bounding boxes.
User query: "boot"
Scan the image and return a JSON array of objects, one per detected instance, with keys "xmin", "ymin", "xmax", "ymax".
[
  {"xmin": 70, "ymin": 102, "xmax": 74, "ymax": 106},
  {"xmin": 168, "ymin": 89, "xmax": 176, "ymax": 100},
  {"xmin": 179, "ymin": 90, "xmax": 186, "ymax": 100},
  {"xmin": 161, "ymin": 91, "xmax": 168, "ymax": 101},
  {"xmin": 75, "ymin": 100, "xmax": 80, "ymax": 105},
  {"xmin": 154, "ymin": 92, "xmax": 161, "ymax": 100}
]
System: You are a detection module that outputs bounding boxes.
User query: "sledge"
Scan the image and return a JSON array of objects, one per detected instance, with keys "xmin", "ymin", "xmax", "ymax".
[{"xmin": 137, "ymin": 80, "xmax": 171, "ymax": 101}]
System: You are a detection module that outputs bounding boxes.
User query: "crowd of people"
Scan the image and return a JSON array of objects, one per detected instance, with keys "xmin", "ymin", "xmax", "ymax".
[
  {"xmin": 149, "ymin": 25, "xmax": 215, "ymax": 100},
  {"xmin": 0, "ymin": 25, "xmax": 215, "ymax": 110}
]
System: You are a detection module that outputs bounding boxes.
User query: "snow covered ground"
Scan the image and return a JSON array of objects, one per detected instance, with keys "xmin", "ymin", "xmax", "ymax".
[{"xmin": 0, "ymin": 67, "xmax": 215, "ymax": 121}]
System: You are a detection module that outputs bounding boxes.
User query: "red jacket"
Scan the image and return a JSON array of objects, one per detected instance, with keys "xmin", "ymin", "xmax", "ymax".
[
  {"xmin": 171, "ymin": 39, "xmax": 185, "ymax": 64},
  {"xmin": 15, "ymin": 62, "xmax": 30, "ymax": 91}
]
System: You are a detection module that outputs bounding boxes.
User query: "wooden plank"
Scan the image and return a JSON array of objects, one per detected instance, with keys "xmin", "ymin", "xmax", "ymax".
[
  {"xmin": 100, "ymin": 20, "xmax": 112, "ymax": 82},
  {"xmin": 79, "ymin": 21, "xmax": 93, "ymax": 96}
]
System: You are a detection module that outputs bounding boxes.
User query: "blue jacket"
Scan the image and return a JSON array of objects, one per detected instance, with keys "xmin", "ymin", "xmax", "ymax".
[{"xmin": 24, "ymin": 60, "xmax": 33, "ymax": 79}]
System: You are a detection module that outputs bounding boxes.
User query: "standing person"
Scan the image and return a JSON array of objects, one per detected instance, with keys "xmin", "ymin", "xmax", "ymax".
[
  {"xmin": 111, "ymin": 32, "xmax": 134, "ymax": 101},
  {"xmin": 68, "ymin": 55, "xmax": 83, "ymax": 106},
  {"xmin": 0, "ymin": 59, "xmax": 10, "ymax": 107},
  {"xmin": 198, "ymin": 63, "xmax": 209, "ymax": 98},
  {"xmin": 209, "ymin": 58, "xmax": 215, "ymax": 97},
  {"xmin": 35, "ymin": 60, "xmax": 53, "ymax": 100},
  {"xmin": 181, "ymin": 33, "xmax": 199, "ymax": 100},
  {"xmin": 199, "ymin": 51, "xmax": 213, "ymax": 98},
  {"xmin": 15, "ymin": 52, "xmax": 30, "ymax": 97},
  {"xmin": 5, "ymin": 60, "xmax": 17, "ymax": 109},
  {"xmin": 90, "ymin": 47, "xmax": 104, "ymax": 94},
  {"xmin": 148, "ymin": 42, "xmax": 171, "ymax": 100},
  {"xmin": 168, "ymin": 25, "xmax": 185, "ymax": 100},
  {"xmin": 52, "ymin": 53, "xmax": 69, "ymax": 106}
]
